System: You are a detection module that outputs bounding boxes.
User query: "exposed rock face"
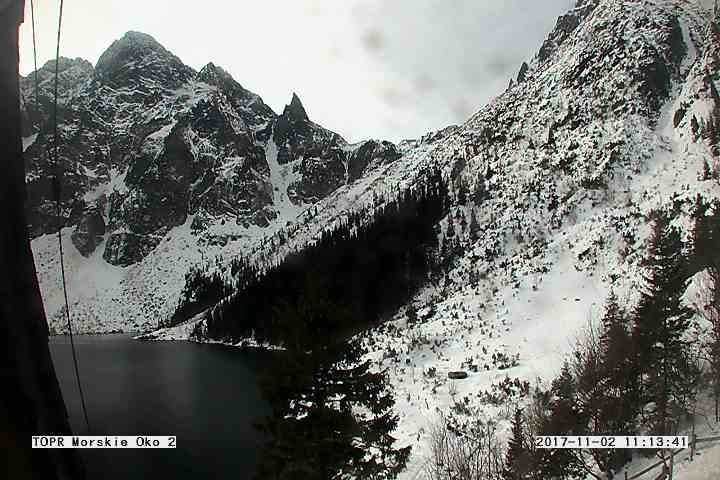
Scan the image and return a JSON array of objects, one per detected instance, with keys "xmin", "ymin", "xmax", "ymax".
[
  {"xmin": 21, "ymin": 33, "xmax": 401, "ymax": 268},
  {"xmin": 71, "ymin": 208, "xmax": 105, "ymax": 256},
  {"xmin": 94, "ymin": 31, "xmax": 195, "ymax": 90},
  {"xmin": 102, "ymin": 232, "xmax": 161, "ymax": 267},
  {"xmin": 195, "ymin": 62, "xmax": 275, "ymax": 129},
  {"xmin": 19, "ymin": 56, "xmax": 94, "ymax": 136},
  {"xmin": 347, "ymin": 140, "xmax": 402, "ymax": 182},
  {"xmin": 273, "ymin": 93, "xmax": 315, "ymax": 163},
  {"xmin": 634, "ymin": 16, "xmax": 686, "ymax": 112},
  {"xmin": 537, "ymin": 0, "xmax": 598, "ymax": 63},
  {"xmin": 285, "ymin": 92, "xmax": 309, "ymax": 121},
  {"xmin": 516, "ymin": 62, "xmax": 529, "ymax": 84},
  {"xmin": 271, "ymin": 93, "xmax": 351, "ymax": 205},
  {"xmin": 273, "ymin": 93, "xmax": 345, "ymax": 164},
  {"xmin": 288, "ymin": 144, "xmax": 347, "ymax": 204}
]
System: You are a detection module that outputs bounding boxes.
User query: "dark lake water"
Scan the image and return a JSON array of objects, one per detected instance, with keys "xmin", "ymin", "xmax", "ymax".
[{"xmin": 49, "ymin": 335, "xmax": 271, "ymax": 480}]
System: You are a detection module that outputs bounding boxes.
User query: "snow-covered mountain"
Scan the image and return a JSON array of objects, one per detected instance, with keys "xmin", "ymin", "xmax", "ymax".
[
  {"xmin": 145, "ymin": 0, "xmax": 720, "ymax": 476},
  {"xmin": 22, "ymin": 32, "xmax": 401, "ymax": 333},
  {"xmin": 25, "ymin": 0, "xmax": 720, "ymax": 476}
]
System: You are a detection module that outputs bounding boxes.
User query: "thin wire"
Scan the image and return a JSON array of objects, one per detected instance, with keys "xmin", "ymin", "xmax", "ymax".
[
  {"xmin": 30, "ymin": 0, "xmax": 38, "ymax": 103},
  {"xmin": 49, "ymin": 0, "xmax": 92, "ymax": 435}
]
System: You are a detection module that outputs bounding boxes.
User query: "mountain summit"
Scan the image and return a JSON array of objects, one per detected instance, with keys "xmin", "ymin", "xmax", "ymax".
[
  {"xmin": 20, "ymin": 31, "xmax": 400, "ymax": 333},
  {"xmin": 94, "ymin": 31, "xmax": 195, "ymax": 89}
]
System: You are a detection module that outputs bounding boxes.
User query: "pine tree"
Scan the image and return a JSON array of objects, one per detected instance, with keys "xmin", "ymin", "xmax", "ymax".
[
  {"xmin": 705, "ymin": 268, "xmax": 720, "ymax": 422},
  {"xmin": 691, "ymin": 198, "xmax": 720, "ymax": 421},
  {"xmin": 598, "ymin": 291, "xmax": 637, "ymax": 419},
  {"xmin": 547, "ymin": 191, "xmax": 559, "ymax": 212},
  {"xmin": 594, "ymin": 291, "xmax": 635, "ymax": 473},
  {"xmin": 688, "ymin": 115, "xmax": 699, "ymax": 141},
  {"xmin": 459, "ymin": 210, "xmax": 468, "ymax": 233},
  {"xmin": 690, "ymin": 194, "xmax": 711, "ymax": 274},
  {"xmin": 631, "ymin": 212, "xmax": 696, "ymax": 436},
  {"xmin": 256, "ymin": 274, "xmax": 410, "ymax": 479},
  {"xmin": 572, "ymin": 324, "xmax": 612, "ymax": 478},
  {"xmin": 445, "ymin": 215, "xmax": 456, "ymax": 238},
  {"xmin": 469, "ymin": 208, "xmax": 481, "ymax": 242},
  {"xmin": 701, "ymin": 159, "xmax": 713, "ymax": 181},
  {"xmin": 504, "ymin": 408, "xmax": 533, "ymax": 480},
  {"xmin": 536, "ymin": 362, "xmax": 585, "ymax": 479},
  {"xmin": 474, "ymin": 176, "xmax": 488, "ymax": 204},
  {"xmin": 406, "ymin": 305, "xmax": 418, "ymax": 325},
  {"xmin": 704, "ymin": 116, "xmax": 716, "ymax": 143},
  {"xmin": 457, "ymin": 179, "xmax": 468, "ymax": 206}
]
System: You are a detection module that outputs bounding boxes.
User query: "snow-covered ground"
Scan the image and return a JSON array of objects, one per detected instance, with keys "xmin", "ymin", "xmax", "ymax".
[
  {"xmin": 264, "ymin": 137, "xmax": 307, "ymax": 220},
  {"xmin": 31, "ymin": 1, "xmax": 720, "ymax": 478},
  {"xmin": 614, "ymin": 393, "xmax": 720, "ymax": 480},
  {"xmin": 351, "ymin": 2, "xmax": 720, "ymax": 477},
  {"xmin": 128, "ymin": 2, "xmax": 720, "ymax": 477}
]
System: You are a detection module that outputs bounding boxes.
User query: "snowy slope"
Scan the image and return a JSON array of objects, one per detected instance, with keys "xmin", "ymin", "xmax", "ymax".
[
  {"xmin": 29, "ymin": 0, "xmax": 720, "ymax": 477},
  {"xmin": 168, "ymin": 1, "xmax": 720, "ymax": 477},
  {"xmin": 384, "ymin": 1, "xmax": 720, "ymax": 476}
]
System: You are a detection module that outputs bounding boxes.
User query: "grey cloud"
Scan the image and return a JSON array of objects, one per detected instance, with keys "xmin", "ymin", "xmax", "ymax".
[
  {"xmin": 19, "ymin": 0, "xmax": 576, "ymax": 143},
  {"xmin": 343, "ymin": 0, "xmax": 575, "ymax": 138}
]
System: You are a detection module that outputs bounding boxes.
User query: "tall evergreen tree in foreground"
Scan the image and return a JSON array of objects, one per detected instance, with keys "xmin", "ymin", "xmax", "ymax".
[
  {"xmin": 525, "ymin": 211, "xmax": 706, "ymax": 477},
  {"xmin": 631, "ymin": 212, "xmax": 696, "ymax": 436},
  {"xmin": 535, "ymin": 362, "xmax": 585, "ymax": 479},
  {"xmin": 503, "ymin": 408, "xmax": 534, "ymax": 480},
  {"xmin": 598, "ymin": 292, "xmax": 636, "ymax": 422},
  {"xmin": 690, "ymin": 196, "xmax": 720, "ymax": 421},
  {"xmin": 255, "ymin": 274, "xmax": 410, "ymax": 480},
  {"xmin": 594, "ymin": 291, "xmax": 635, "ymax": 473},
  {"xmin": 690, "ymin": 194, "xmax": 715, "ymax": 275},
  {"xmin": 703, "ymin": 267, "xmax": 720, "ymax": 422}
]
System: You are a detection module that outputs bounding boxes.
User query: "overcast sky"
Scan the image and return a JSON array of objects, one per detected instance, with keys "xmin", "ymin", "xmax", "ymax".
[{"xmin": 19, "ymin": 0, "xmax": 574, "ymax": 143}]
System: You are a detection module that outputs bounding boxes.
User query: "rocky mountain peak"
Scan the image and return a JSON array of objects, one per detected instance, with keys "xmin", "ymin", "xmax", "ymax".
[
  {"xmin": 19, "ymin": 56, "xmax": 94, "ymax": 135},
  {"xmin": 22, "ymin": 56, "xmax": 93, "ymax": 90},
  {"xmin": 536, "ymin": 0, "xmax": 598, "ymax": 63},
  {"xmin": 284, "ymin": 92, "xmax": 309, "ymax": 121},
  {"xmin": 273, "ymin": 92, "xmax": 315, "ymax": 150},
  {"xmin": 96, "ymin": 31, "xmax": 166, "ymax": 68},
  {"xmin": 516, "ymin": 61, "xmax": 529, "ymax": 83},
  {"xmin": 122, "ymin": 30, "xmax": 162, "ymax": 45},
  {"xmin": 196, "ymin": 62, "xmax": 248, "ymax": 97},
  {"xmin": 94, "ymin": 31, "xmax": 195, "ymax": 89},
  {"xmin": 36, "ymin": 56, "xmax": 93, "ymax": 76},
  {"xmin": 196, "ymin": 62, "xmax": 275, "ymax": 129},
  {"xmin": 197, "ymin": 62, "xmax": 233, "ymax": 85}
]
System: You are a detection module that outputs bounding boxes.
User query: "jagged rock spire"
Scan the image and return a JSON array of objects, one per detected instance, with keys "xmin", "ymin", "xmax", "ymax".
[
  {"xmin": 284, "ymin": 92, "xmax": 308, "ymax": 121},
  {"xmin": 516, "ymin": 62, "xmax": 529, "ymax": 83}
]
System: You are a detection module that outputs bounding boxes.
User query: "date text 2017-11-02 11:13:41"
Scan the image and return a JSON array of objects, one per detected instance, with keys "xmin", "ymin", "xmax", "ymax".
[{"xmin": 534, "ymin": 436, "xmax": 688, "ymax": 449}]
